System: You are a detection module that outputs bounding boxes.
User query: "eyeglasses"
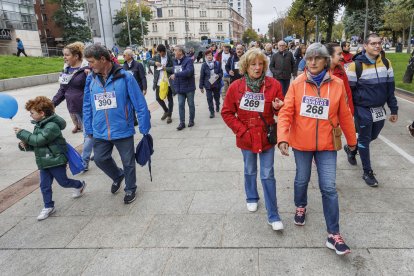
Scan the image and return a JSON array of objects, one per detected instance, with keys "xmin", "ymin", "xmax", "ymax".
[
  {"xmin": 306, "ymin": 56, "xmax": 325, "ymax": 62},
  {"xmin": 369, "ymin": 42, "xmax": 382, "ymax": 47}
]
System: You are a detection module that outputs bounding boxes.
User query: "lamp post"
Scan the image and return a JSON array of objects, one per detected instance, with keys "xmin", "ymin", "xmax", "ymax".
[
  {"xmin": 98, "ymin": 0, "xmax": 106, "ymax": 46},
  {"xmin": 408, "ymin": 13, "xmax": 413, "ymax": 54},
  {"xmin": 273, "ymin": 6, "xmax": 284, "ymax": 40},
  {"xmin": 184, "ymin": 0, "xmax": 189, "ymax": 43},
  {"xmin": 364, "ymin": 0, "xmax": 369, "ymax": 41},
  {"xmin": 125, "ymin": 0, "xmax": 132, "ymax": 46},
  {"xmin": 138, "ymin": 0, "xmax": 144, "ymax": 46}
]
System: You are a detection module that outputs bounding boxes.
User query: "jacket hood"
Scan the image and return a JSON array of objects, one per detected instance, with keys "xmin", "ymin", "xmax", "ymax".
[
  {"xmin": 36, "ymin": 114, "xmax": 66, "ymax": 130},
  {"xmin": 354, "ymin": 53, "xmax": 379, "ymax": 64}
]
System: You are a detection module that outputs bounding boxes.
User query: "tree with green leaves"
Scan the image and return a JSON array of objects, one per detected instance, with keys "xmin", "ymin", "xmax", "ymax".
[
  {"xmin": 49, "ymin": 0, "xmax": 91, "ymax": 43},
  {"xmin": 113, "ymin": 1, "xmax": 151, "ymax": 47},
  {"xmin": 383, "ymin": 0, "xmax": 413, "ymax": 46},
  {"xmin": 242, "ymin": 28, "xmax": 260, "ymax": 44},
  {"xmin": 287, "ymin": 0, "xmax": 317, "ymax": 43}
]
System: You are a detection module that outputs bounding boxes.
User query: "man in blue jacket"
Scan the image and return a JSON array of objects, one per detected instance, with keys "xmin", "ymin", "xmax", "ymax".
[
  {"xmin": 16, "ymin": 38, "xmax": 27, "ymax": 57},
  {"xmin": 83, "ymin": 44, "xmax": 151, "ymax": 204},
  {"xmin": 169, "ymin": 46, "xmax": 196, "ymax": 130},
  {"xmin": 345, "ymin": 33, "xmax": 398, "ymax": 187}
]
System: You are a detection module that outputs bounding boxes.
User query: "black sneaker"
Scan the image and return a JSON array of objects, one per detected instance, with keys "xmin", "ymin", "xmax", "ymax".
[
  {"xmin": 177, "ymin": 123, "xmax": 185, "ymax": 131},
  {"xmin": 343, "ymin": 145, "xmax": 357, "ymax": 166},
  {"xmin": 407, "ymin": 124, "xmax": 414, "ymax": 138},
  {"xmin": 294, "ymin": 207, "xmax": 306, "ymax": 226},
  {"xmin": 124, "ymin": 191, "xmax": 136, "ymax": 204},
  {"xmin": 161, "ymin": 112, "xmax": 168, "ymax": 121},
  {"xmin": 111, "ymin": 173, "xmax": 125, "ymax": 194},
  {"xmin": 362, "ymin": 170, "xmax": 378, "ymax": 187},
  {"xmin": 326, "ymin": 233, "xmax": 351, "ymax": 255},
  {"xmin": 209, "ymin": 112, "xmax": 215, "ymax": 118},
  {"xmin": 188, "ymin": 121, "xmax": 195, "ymax": 127},
  {"xmin": 216, "ymin": 106, "xmax": 220, "ymax": 112}
]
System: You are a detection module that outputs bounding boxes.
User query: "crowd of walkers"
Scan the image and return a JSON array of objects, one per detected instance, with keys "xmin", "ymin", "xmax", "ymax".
[{"xmin": 14, "ymin": 33, "xmax": 407, "ymax": 256}]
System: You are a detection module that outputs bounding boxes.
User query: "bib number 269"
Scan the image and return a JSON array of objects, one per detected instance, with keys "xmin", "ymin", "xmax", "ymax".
[{"xmin": 244, "ymin": 99, "xmax": 260, "ymax": 108}]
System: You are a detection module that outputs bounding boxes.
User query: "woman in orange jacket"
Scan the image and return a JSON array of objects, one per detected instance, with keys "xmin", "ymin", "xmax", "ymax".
[
  {"xmin": 277, "ymin": 43, "xmax": 357, "ymax": 256},
  {"xmin": 222, "ymin": 48, "xmax": 285, "ymax": 231}
]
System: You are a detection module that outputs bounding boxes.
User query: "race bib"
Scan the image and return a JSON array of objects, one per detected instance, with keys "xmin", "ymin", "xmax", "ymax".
[
  {"xmin": 174, "ymin": 65, "xmax": 182, "ymax": 73},
  {"xmin": 59, "ymin": 73, "xmax": 73, "ymax": 84},
  {"xmin": 300, "ymin": 95, "xmax": 330, "ymax": 120},
  {"xmin": 239, "ymin": 92, "xmax": 265, "ymax": 112},
  {"xmin": 370, "ymin": 107, "xmax": 386, "ymax": 122},
  {"xmin": 94, "ymin": 91, "xmax": 117, "ymax": 111},
  {"xmin": 209, "ymin": 71, "xmax": 219, "ymax": 84},
  {"xmin": 234, "ymin": 62, "xmax": 239, "ymax": 70}
]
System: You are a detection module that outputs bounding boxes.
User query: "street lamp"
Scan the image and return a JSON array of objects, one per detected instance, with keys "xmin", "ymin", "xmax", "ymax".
[
  {"xmin": 124, "ymin": 0, "xmax": 132, "ymax": 46},
  {"xmin": 273, "ymin": 6, "xmax": 284, "ymax": 40}
]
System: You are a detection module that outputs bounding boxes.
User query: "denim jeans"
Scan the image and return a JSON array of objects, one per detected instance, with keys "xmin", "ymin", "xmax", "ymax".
[
  {"xmin": 93, "ymin": 136, "xmax": 136, "ymax": 193},
  {"xmin": 277, "ymin": 79, "xmax": 291, "ymax": 96},
  {"xmin": 293, "ymin": 149, "xmax": 339, "ymax": 234},
  {"xmin": 40, "ymin": 165, "xmax": 83, "ymax": 208},
  {"xmin": 241, "ymin": 147, "xmax": 280, "ymax": 222},
  {"xmin": 178, "ymin": 91, "xmax": 195, "ymax": 124},
  {"xmin": 357, "ymin": 119, "xmax": 385, "ymax": 173},
  {"xmin": 206, "ymin": 88, "xmax": 220, "ymax": 113},
  {"xmin": 82, "ymin": 136, "xmax": 94, "ymax": 167}
]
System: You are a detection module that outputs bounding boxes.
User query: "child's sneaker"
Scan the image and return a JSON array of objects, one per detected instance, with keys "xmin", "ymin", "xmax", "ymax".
[
  {"xmin": 326, "ymin": 233, "xmax": 351, "ymax": 255},
  {"xmin": 72, "ymin": 181, "xmax": 86, "ymax": 198},
  {"xmin": 294, "ymin": 207, "xmax": 306, "ymax": 226},
  {"xmin": 37, "ymin": 207, "xmax": 55, "ymax": 221}
]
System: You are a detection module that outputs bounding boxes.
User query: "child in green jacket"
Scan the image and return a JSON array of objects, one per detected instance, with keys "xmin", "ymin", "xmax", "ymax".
[{"xmin": 14, "ymin": 96, "xmax": 86, "ymax": 221}]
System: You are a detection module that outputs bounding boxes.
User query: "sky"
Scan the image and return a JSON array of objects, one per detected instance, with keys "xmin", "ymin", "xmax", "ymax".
[{"xmin": 250, "ymin": 0, "xmax": 293, "ymax": 35}]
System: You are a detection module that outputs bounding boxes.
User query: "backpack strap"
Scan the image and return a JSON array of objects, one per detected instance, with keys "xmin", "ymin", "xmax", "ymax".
[{"xmin": 355, "ymin": 57, "xmax": 389, "ymax": 82}]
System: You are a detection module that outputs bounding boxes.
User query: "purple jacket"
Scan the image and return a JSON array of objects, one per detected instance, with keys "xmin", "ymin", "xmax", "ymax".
[{"xmin": 53, "ymin": 67, "xmax": 88, "ymax": 114}]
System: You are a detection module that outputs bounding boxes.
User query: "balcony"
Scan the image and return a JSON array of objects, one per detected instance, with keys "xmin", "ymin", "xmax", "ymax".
[{"xmin": 198, "ymin": 29, "xmax": 209, "ymax": 34}]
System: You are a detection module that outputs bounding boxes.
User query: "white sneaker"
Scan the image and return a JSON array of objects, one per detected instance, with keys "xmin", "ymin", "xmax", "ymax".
[
  {"xmin": 72, "ymin": 181, "xmax": 86, "ymax": 198},
  {"xmin": 268, "ymin": 220, "xmax": 284, "ymax": 231},
  {"xmin": 37, "ymin": 207, "xmax": 55, "ymax": 221},
  {"xmin": 246, "ymin": 202, "xmax": 258, "ymax": 212}
]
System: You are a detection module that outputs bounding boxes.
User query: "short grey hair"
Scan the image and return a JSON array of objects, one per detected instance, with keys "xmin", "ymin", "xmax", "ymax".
[
  {"xmin": 174, "ymin": 45, "xmax": 185, "ymax": 55},
  {"xmin": 123, "ymin": 49, "xmax": 134, "ymax": 57},
  {"xmin": 84, "ymin": 44, "xmax": 111, "ymax": 61},
  {"xmin": 304, "ymin": 43, "xmax": 330, "ymax": 68}
]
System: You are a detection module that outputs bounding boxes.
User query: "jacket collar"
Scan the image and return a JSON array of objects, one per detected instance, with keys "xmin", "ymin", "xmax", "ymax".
[{"xmin": 305, "ymin": 70, "xmax": 332, "ymax": 86}]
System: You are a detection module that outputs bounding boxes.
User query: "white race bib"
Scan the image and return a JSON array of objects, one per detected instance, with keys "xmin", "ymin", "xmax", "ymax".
[
  {"xmin": 94, "ymin": 91, "xmax": 117, "ymax": 111},
  {"xmin": 59, "ymin": 73, "xmax": 73, "ymax": 84},
  {"xmin": 239, "ymin": 92, "xmax": 265, "ymax": 112},
  {"xmin": 234, "ymin": 62, "xmax": 239, "ymax": 70},
  {"xmin": 174, "ymin": 65, "xmax": 182, "ymax": 73},
  {"xmin": 300, "ymin": 95, "xmax": 330, "ymax": 120},
  {"xmin": 209, "ymin": 71, "xmax": 219, "ymax": 84},
  {"xmin": 370, "ymin": 107, "xmax": 386, "ymax": 122}
]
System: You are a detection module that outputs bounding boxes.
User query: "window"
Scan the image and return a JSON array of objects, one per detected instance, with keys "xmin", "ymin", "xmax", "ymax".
[
  {"xmin": 200, "ymin": 22, "xmax": 207, "ymax": 31},
  {"xmin": 42, "ymin": 14, "xmax": 47, "ymax": 22},
  {"xmin": 199, "ymin": 11, "xmax": 206, "ymax": 17},
  {"xmin": 173, "ymin": 37, "xmax": 177, "ymax": 45},
  {"xmin": 168, "ymin": 9, "xmax": 173, "ymax": 17},
  {"xmin": 185, "ymin": 22, "xmax": 189, "ymax": 31},
  {"xmin": 218, "ymin": 22, "xmax": 222, "ymax": 31},
  {"xmin": 152, "ymin": 22, "xmax": 158, "ymax": 32},
  {"xmin": 185, "ymin": 10, "xmax": 188, "ymax": 17},
  {"xmin": 169, "ymin": 37, "xmax": 173, "ymax": 45},
  {"xmin": 169, "ymin": 22, "xmax": 175, "ymax": 31},
  {"xmin": 217, "ymin": 11, "xmax": 222, "ymax": 18}
]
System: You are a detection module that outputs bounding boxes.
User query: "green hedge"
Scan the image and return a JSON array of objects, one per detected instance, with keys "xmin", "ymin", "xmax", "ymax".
[{"xmin": 386, "ymin": 53, "xmax": 414, "ymax": 93}]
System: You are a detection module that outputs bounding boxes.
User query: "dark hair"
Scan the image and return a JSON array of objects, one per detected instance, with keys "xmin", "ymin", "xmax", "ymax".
[
  {"xmin": 340, "ymin": 41, "xmax": 349, "ymax": 49},
  {"xmin": 364, "ymin": 33, "xmax": 380, "ymax": 44},
  {"xmin": 25, "ymin": 96, "xmax": 55, "ymax": 117},
  {"xmin": 326, "ymin": 42, "xmax": 340, "ymax": 56},
  {"xmin": 204, "ymin": 49, "xmax": 212, "ymax": 56},
  {"xmin": 157, "ymin": 44, "xmax": 166, "ymax": 53},
  {"xmin": 84, "ymin": 44, "xmax": 111, "ymax": 61}
]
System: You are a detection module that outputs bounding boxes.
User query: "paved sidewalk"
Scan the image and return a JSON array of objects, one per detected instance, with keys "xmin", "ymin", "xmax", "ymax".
[{"xmin": 1, "ymin": 65, "xmax": 414, "ymax": 275}]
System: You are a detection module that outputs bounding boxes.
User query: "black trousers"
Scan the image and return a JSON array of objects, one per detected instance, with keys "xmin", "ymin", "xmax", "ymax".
[
  {"xmin": 156, "ymin": 86, "xmax": 174, "ymax": 116},
  {"xmin": 17, "ymin": 48, "xmax": 27, "ymax": 57}
]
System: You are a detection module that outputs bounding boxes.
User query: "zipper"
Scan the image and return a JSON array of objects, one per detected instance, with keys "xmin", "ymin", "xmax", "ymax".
[{"xmin": 374, "ymin": 62, "xmax": 380, "ymax": 84}]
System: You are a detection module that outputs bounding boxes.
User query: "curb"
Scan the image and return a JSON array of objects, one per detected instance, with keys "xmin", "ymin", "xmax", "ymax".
[
  {"xmin": 395, "ymin": 87, "xmax": 414, "ymax": 100},
  {"xmin": 0, "ymin": 72, "xmax": 60, "ymax": 92}
]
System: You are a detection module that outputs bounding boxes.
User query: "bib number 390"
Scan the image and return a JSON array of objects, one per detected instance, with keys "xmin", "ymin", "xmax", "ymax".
[{"xmin": 94, "ymin": 91, "xmax": 117, "ymax": 111}]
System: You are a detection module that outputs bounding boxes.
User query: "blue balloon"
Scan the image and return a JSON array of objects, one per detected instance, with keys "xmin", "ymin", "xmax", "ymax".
[{"xmin": 0, "ymin": 93, "xmax": 18, "ymax": 119}]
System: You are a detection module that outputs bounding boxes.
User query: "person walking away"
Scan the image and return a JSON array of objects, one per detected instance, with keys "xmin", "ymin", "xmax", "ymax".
[
  {"xmin": 170, "ymin": 46, "xmax": 196, "ymax": 130},
  {"xmin": 269, "ymin": 40, "xmax": 296, "ymax": 95},
  {"xmin": 83, "ymin": 44, "xmax": 151, "ymax": 204},
  {"xmin": 217, "ymin": 44, "xmax": 232, "ymax": 100},
  {"xmin": 123, "ymin": 49, "xmax": 147, "ymax": 95},
  {"xmin": 16, "ymin": 38, "xmax": 28, "ymax": 57},
  {"xmin": 148, "ymin": 44, "xmax": 174, "ymax": 124},
  {"xmin": 14, "ymin": 96, "xmax": 86, "ymax": 220},
  {"xmin": 344, "ymin": 33, "xmax": 398, "ymax": 187},
  {"xmin": 277, "ymin": 43, "xmax": 357, "ymax": 255},
  {"xmin": 225, "ymin": 44, "xmax": 245, "ymax": 84},
  {"xmin": 199, "ymin": 49, "xmax": 223, "ymax": 118},
  {"xmin": 222, "ymin": 48, "xmax": 285, "ymax": 231},
  {"xmin": 52, "ymin": 42, "xmax": 93, "ymax": 170}
]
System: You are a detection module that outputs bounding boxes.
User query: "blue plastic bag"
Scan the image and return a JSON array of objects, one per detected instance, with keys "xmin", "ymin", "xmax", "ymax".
[{"xmin": 65, "ymin": 143, "xmax": 84, "ymax": 175}]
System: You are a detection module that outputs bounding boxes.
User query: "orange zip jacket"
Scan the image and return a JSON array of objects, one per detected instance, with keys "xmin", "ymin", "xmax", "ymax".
[{"xmin": 277, "ymin": 72, "xmax": 357, "ymax": 151}]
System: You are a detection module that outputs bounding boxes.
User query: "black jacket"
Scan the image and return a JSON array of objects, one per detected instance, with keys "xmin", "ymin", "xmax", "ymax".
[
  {"xmin": 225, "ymin": 54, "xmax": 243, "ymax": 83},
  {"xmin": 148, "ymin": 53, "xmax": 174, "ymax": 91},
  {"xmin": 123, "ymin": 60, "xmax": 147, "ymax": 92},
  {"xmin": 270, "ymin": 50, "xmax": 296, "ymax": 79}
]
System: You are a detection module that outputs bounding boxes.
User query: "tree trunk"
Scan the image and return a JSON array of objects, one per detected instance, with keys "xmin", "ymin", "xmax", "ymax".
[{"xmin": 304, "ymin": 21, "xmax": 308, "ymax": 44}]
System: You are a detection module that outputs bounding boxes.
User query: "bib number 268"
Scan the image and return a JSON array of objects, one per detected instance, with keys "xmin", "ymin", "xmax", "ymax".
[{"xmin": 306, "ymin": 105, "xmax": 324, "ymax": 115}]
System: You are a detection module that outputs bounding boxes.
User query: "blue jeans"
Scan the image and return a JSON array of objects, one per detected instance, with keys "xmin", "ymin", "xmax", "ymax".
[
  {"xmin": 357, "ymin": 119, "xmax": 385, "ymax": 173},
  {"xmin": 82, "ymin": 136, "xmax": 94, "ymax": 167},
  {"xmin": 293, "ymin": 149, "xmax": 339, "ymax": 234},
  {"xmin": 93, "ymin": 136, "xmax": 136, "ymax": 193},
  {"xmin": 241, "ymin": 147, "xmax": 280, "ymax": 222},
  {"xmin": 277, "ymin": 79, "xmax": 291, "ymax": 96},
  {"xmin": 40, "ymin": 165, "xmax": 83, "ymax": 208},
  {"xmin": 177, "ymin": 91, "xmax": 195, "ymax": 124}
]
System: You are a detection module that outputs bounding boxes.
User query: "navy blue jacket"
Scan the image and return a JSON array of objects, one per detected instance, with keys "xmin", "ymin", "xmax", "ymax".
[
  {"xmin": 123, "ymin": 60, "xmax": 147, "ymax": 92},
  {"xmin": 172, "ymin": 55, "xmax": 196, "ymax": 94},
  {"xmin": 225, "ymin": 55, "xmax": 242, "ymax": 83},
  {"xmin": 199, "ymin": 61, "xmax": 223, "ymax": 90}
]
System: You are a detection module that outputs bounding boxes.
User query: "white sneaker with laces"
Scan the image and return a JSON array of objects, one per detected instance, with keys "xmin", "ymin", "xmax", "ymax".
[
  {"xmin": 37, "ymin": 207, "xmax": 55, "ymax": 221},
  {"xmin": 268, "ymin": 220, "xmax": 284, "ymax": 231},
  {"xmin": 246, "ymin": 202, "xmax": 258, "ymax": 212},
  {"xmin": 72, "ymin": 181, "xmax": 86, "ymax": 198}
]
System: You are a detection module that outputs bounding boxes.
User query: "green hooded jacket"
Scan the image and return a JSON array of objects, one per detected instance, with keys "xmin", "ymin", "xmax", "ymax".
[{"xmin": 16, "ymin": 114, "xmax": 68, "ymax": 169}]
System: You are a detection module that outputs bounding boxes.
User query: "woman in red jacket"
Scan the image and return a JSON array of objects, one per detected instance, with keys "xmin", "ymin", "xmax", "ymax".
[
  {"xmin": 326, "ymin": 43, "xmax": 354, "ymax": 115},
  {"xmin": 221, "ymin": 48, "xmax": 285, "ymax": 231}
]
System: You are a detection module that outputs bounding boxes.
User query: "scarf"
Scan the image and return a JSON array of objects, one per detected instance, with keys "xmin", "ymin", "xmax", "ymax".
[
  {"xmin": 310, "ymin": 69, "xmax": 326, "ymax": 87},
  {"xmin": 206, "ymin": 60, "xmax": 214, "ymax": 70},
  {"xmin": 245, "ymin": 72, "xmax": 265, "ymax": 93}
]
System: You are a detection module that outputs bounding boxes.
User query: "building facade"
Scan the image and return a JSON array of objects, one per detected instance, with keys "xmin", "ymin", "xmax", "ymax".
[
  {"xmin": 0, "ymin": 0, "xmax": 41, "ymax": 56},
  {"xmin": 229, "ymin": 0, "xmax": 252, "ymax": 29},
  {"xmin": 145, "ymin": 0, "xmax": 245, "ymax": 47},
  {"xmin": 34, "ymin": 0, "xmax": 63, "ymax": 51}
]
